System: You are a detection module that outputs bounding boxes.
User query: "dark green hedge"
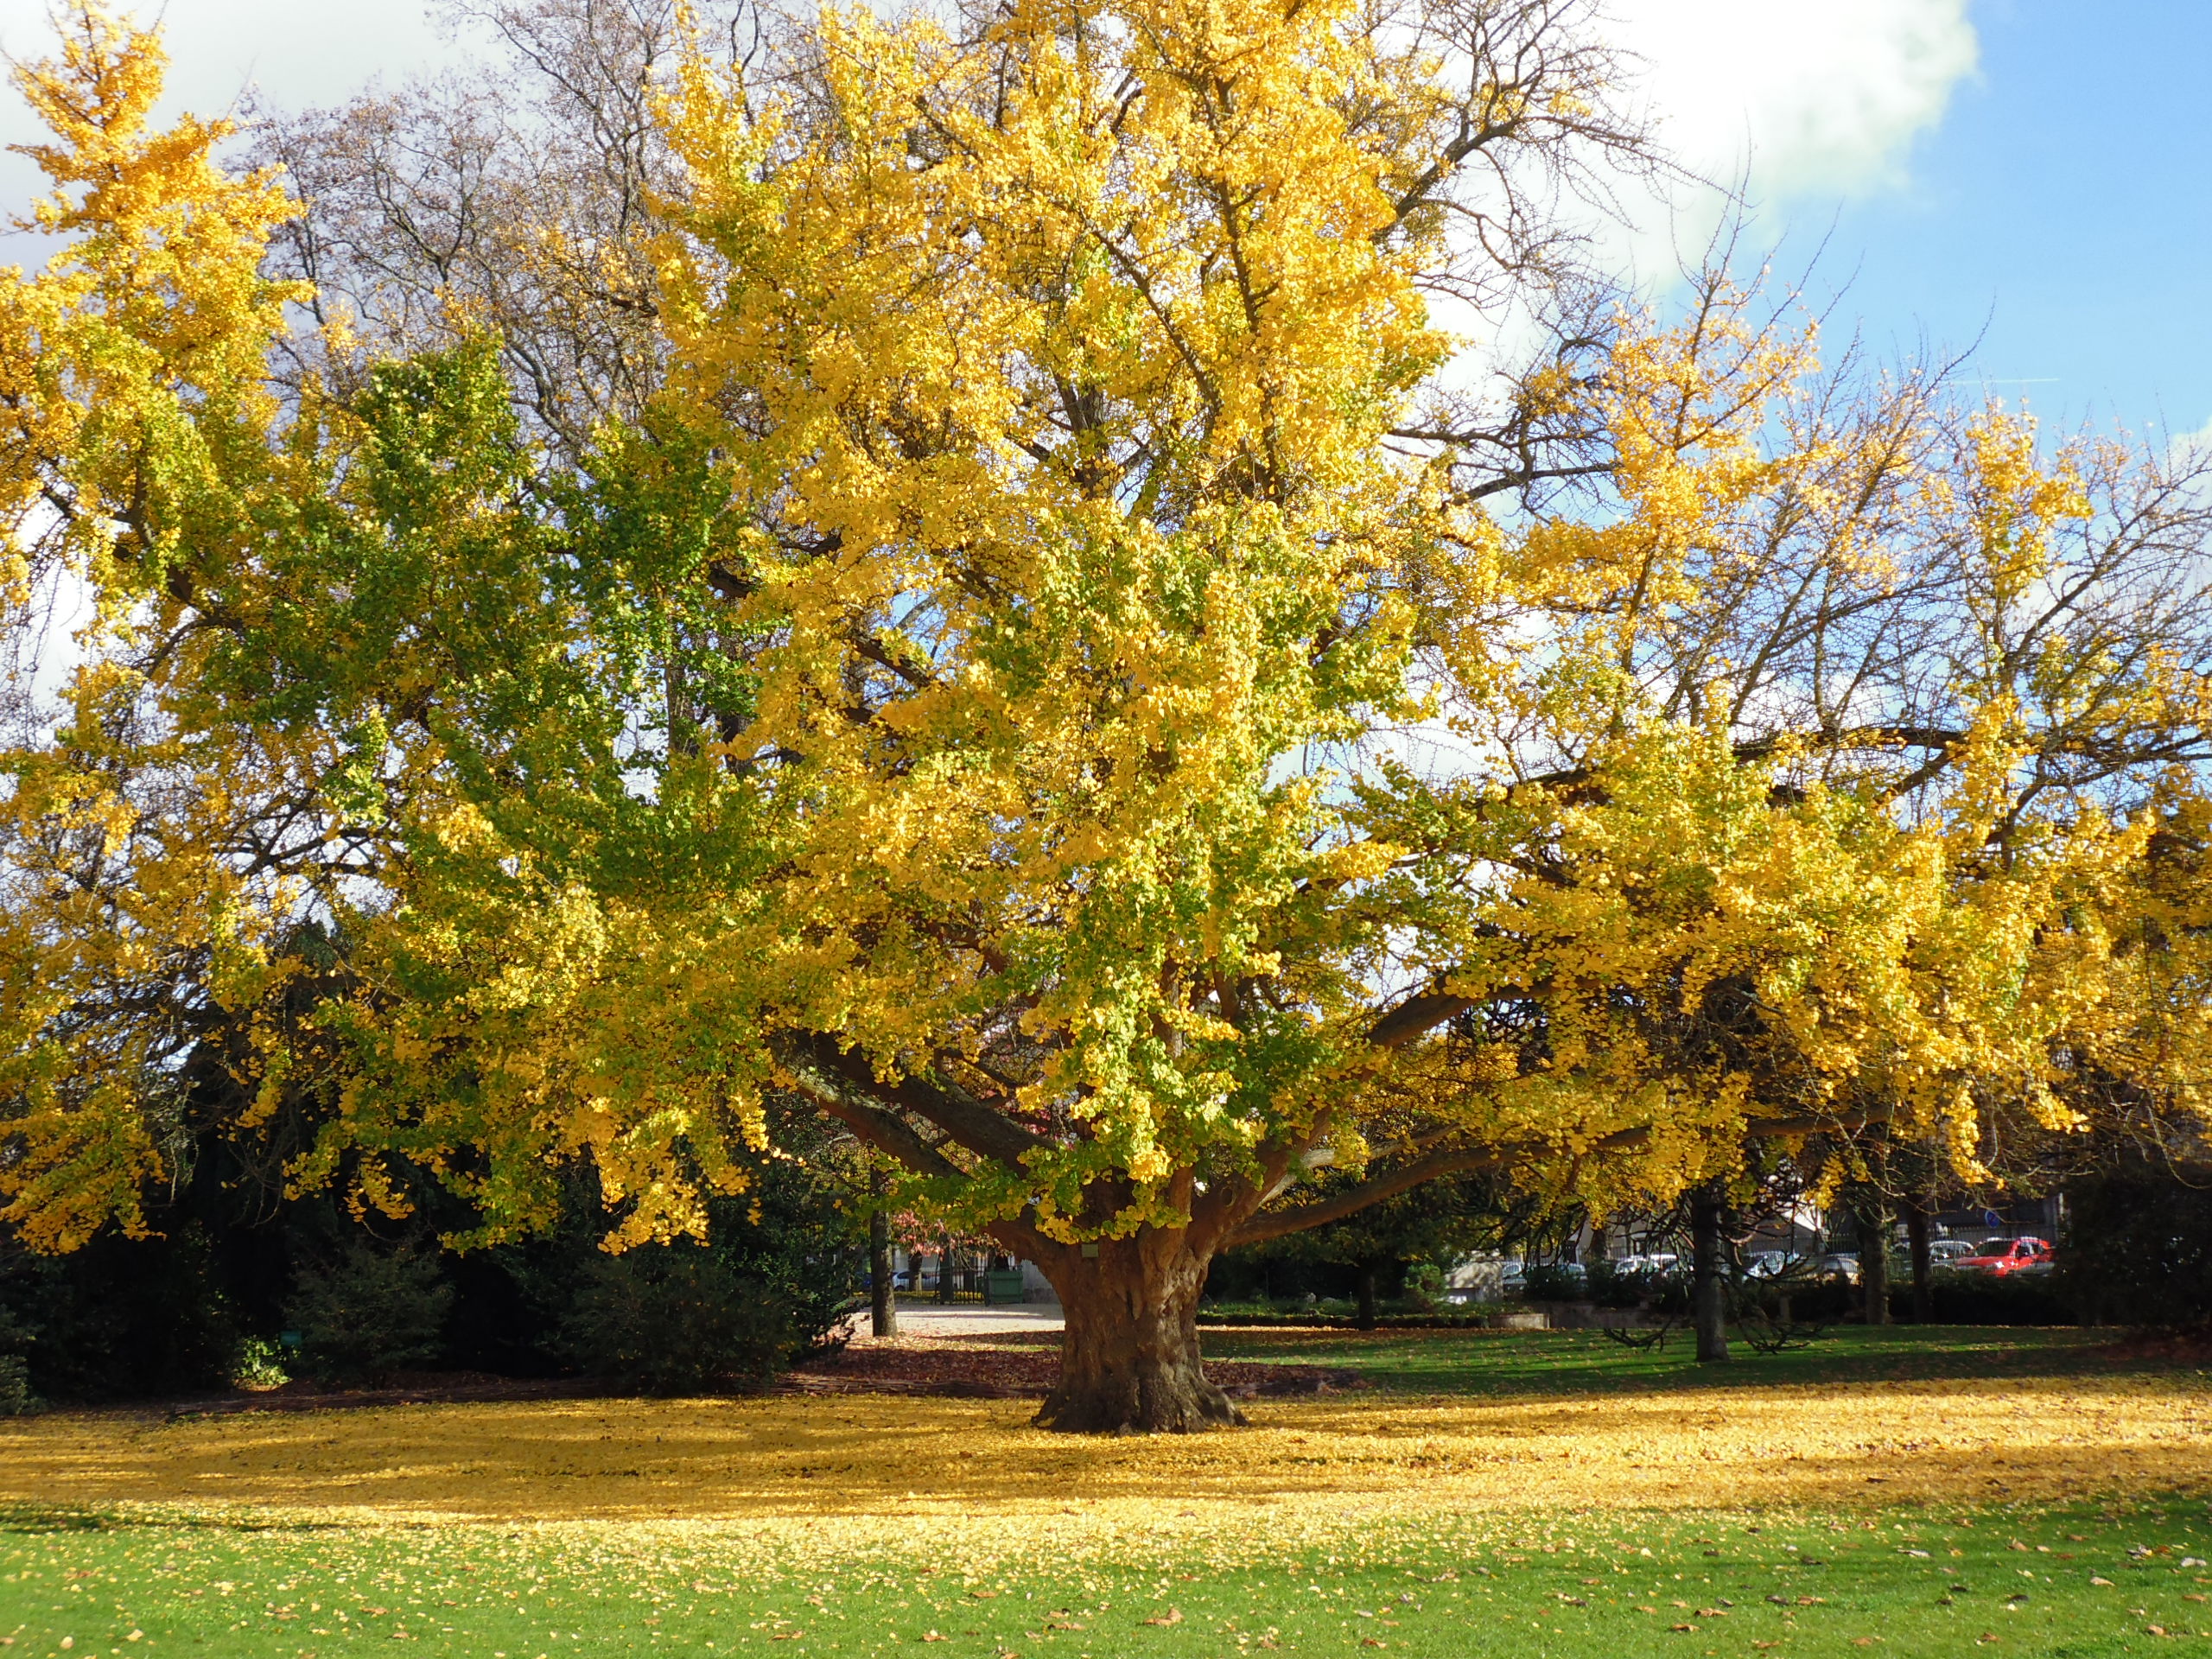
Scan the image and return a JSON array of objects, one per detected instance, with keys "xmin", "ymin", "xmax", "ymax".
[
  {"xmin": 1903, "ymin": 1269, "xmax": 2073, "ymax": 1325},
  {"xmin": 2056, "ymin": 1166, "xmax": 2212, "ymax": 1330}
]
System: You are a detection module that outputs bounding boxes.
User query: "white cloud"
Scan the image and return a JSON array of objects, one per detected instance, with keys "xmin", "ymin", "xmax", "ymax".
[
  {"xmin": 1619, "ymin": 0, "xmax": 1978, "ymax": 202},
  {"xmin": 1583, "ymin": 0, "xmax": 1977, "ymax": 290}
]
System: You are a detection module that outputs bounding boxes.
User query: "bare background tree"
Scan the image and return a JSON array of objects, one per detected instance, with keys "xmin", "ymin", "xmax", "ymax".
[{"xmin": 257, "ymin": 0, "xmax": 777, "ymax": 456}]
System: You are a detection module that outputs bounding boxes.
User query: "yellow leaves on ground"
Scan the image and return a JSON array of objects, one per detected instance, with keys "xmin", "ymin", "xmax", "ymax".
[{"xmin": 2, "ymin": 1373, "xmax": 2202, "ymax": 1530}]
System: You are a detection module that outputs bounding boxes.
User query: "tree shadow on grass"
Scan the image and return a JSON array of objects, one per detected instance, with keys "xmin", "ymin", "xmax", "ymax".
[{"xmin": 0, "ymin": 1500, "xmax": 343, "ymax": 1535}]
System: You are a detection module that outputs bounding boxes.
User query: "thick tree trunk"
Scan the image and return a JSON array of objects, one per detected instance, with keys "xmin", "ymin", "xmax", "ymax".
[
  {"xmin": 1355, "ymin": 1260, "xmax": 1380, "ymax": 1331},
  {"xmin": 1853, "ymin": 1198, "xmax": 1892, "ymax": 1325},
  {"xmin": 868, "ymin": 1172, "xmax": 898, "ymax": 1340},
  {"xmin": 1690, "ymin": 1186, "xmax": 1730, "ymax": 1363},
  {"xmin": 1905, "ymin": 1195, "xmax": 1933, "ymax": 1325},
  {"xmin": 1031, "ymin": 1233, "xmax": 1245, "ymax": 1434},
  {"xmin": 935, "ymin": 1239, "xmax": 957, "ymax": 1304}
]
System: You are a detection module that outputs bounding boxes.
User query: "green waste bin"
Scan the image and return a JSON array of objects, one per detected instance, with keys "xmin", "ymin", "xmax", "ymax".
[{"xmin": 983, "ymin": 1268, "xmax": 1027, "ymax": 1306}]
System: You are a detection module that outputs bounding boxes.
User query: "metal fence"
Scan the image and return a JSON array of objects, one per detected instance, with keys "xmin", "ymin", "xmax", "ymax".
[
  {"xmin": 904, "ymin": 1264, "xmax": 986, "ymax": 1304},
  {"xmin": 890, "ymin": 1260, "xmax": 1033, "ymax": 1305}
]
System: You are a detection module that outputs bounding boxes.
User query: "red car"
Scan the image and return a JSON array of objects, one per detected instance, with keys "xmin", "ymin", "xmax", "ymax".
[{"xmin": 1956, "ymin": 1236, "xmax": 2054, "ymax": 1275}]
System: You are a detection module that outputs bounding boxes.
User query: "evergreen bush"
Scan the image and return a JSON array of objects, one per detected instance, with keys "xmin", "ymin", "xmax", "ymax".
[
  {"xmin": 1523, "ymin": 1264, "xmax": 1591, "ymax": 1302},
  {"xmin": 283, "ymin": 1240, "xmax": 454, "ymax": 1387},
  {"xmin": 2058, "ymin": 1165, "xmax": 2212, "ymax": 1330},
  {"xmin": 552, "ymin": 1244, "xmax": 795, "ymax": 1394},
  {"xmin": 1401, "ymin": 1263, "xmax": 1447, "ymax": 1311},
  {"xmin": 1910, "ymin": 1268, "xmax": 2071, "ymax": 1325},
  {"xmin": 230, "ymin": 1336, "xmax": 290, "ymax": 1390},
  {"xmin": 0, "ymin": 1228, "xmax": 238, "ymax": 1402},
  {"xmin": 0, "ymin": 1354, "xmax": 32, "ymax": 1416}
]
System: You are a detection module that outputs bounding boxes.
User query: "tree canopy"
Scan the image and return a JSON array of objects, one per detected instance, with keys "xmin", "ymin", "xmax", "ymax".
[{"xmin": 4, "ymin": 0, "xmax": 2210, "ymax": 1431}]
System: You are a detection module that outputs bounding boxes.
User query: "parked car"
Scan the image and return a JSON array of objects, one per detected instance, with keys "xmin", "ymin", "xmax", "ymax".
[
  {"xmin": 1927, "ymin": 1238, "xmax": 1978, "ymax": 1266},
  {"xmin": 1745, "ymin": 1250, "xmax": 1811, "ymax": 1279},
  {"xmin": 1816, "ymin": 1252, "xmax": 1861, "ymax": 1283},
  {"xmin": 1955, "ymin": 1236, "xmax": 2054, "ymax": 1276}
]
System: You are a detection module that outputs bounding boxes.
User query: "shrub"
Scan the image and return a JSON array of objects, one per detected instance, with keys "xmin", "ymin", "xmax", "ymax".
[
  {"xmin": 1401, "ymin": 1263, "xmax": 1447, "ymax": 1312},
  {"xmin": 1583, "ymin": 1259, "xmax": 1642, "ymax": 1306},
  {"xmin": 1524, "ymin": 1264, "xmax": 1588, "ymax": 1302},
  {"xmin": 552, "ymin": 1244, "xmax": 795, "ymax": 1394},
  {"xmin": 0, "ymin": 1354, "xmax": 32, "ymax": 1416},
  {"xmin": 1911, "ymin": 1268, "xmax": 2072, "ymax": 1326},
  {"xmin": 0, "ymin": 1227, "xmax": 238, "ymax": 1402},
  {"xmin": 1740, "ymin": 1271, "xmax": 1854, "ymax": 1325},
  {"xmin": 230, "ymin": 1336, "xmax": 290, "ymax": 1390},
  {"xmin": 284, "ymin": 1240, "xmax": 454, "ymax": 1387},
  {"xmin": 2058, "ymin": 1166, "xmax": 2212, "ymax": 1330},
  {"xmin": 1579, "ymin": 1260, "xmax": 1692, "ymax": 1312}
]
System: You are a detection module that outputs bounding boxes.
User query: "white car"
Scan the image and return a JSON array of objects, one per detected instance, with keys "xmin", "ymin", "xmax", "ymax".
[{"xmin": 1928, "ymin": 1239, "xmax": 1977, "ymax": 1265}]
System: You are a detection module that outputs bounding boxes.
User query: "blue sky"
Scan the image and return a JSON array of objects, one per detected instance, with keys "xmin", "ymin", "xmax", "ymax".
[
  {"xmin": 0, "ymin": 0, "xmax": 2203, "ymax": 442},
  {"xmin": 1766, "ymin": 0, "xmax": 2212, "ymax": 444}
]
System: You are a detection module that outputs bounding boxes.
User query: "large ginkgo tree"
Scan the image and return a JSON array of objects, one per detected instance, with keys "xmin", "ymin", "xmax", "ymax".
[{"xmin": 6, "ymin": 1, "xmax": 2211, "ymax": 1433}]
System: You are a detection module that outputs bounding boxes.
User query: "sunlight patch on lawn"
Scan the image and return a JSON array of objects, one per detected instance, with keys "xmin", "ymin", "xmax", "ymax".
[{"xmin": 2, "ymin": 1370, "xmax": 2205, "ymax": 1535}]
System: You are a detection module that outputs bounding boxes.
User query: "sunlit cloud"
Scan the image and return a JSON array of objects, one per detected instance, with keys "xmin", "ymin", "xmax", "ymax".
[
  {"xmin": 1624, "ymin": 0, "xmax": 1976, "ymax": 200},
  {"xmin": 1601, "ymin": 0, "xmax": 1978, "ymax": 285}
]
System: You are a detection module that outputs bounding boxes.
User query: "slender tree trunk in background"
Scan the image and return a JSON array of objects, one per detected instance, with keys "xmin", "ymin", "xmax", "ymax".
[
  {"xmin": 1905, "ymin": 1195, "xmax": 1933, "ymax": 1325},
  {"xmin": 1691, "ymin": 1186, "xmax": 1730, "ymax": 1363},
  {"xmin": 1355, "ymin": 1260, "xmax": 1381, "ymax": 1332},
  {"xmin": 1853, "ymin": 1198, "xmax": 1892, "ymax": 1325},
  {"xmin": 869, "ymin": 1168, "xmax": 898, "ymax": 1339},
  {"xmin": 936, "ymin": 1237, "xmax": 957, "ymax": 1305},
  {"xmin": 1033, "ymin": 1233, "xmax": 1244, "ymax": 1433}
]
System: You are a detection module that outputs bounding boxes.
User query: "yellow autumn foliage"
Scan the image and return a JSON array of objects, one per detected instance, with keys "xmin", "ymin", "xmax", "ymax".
[
  {"xmin": 0, "ymin": 8, "xmax": 321, "ymax": 1248},
  {"xmin": 1, "ymin": 3, "xmax": 2209, "ymax": 1377}
]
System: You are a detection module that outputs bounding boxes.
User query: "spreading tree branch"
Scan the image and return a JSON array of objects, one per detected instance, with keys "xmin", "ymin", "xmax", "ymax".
[{"xmin": 1230, "ymin": 1111, "xmax": 1889, "ymax": 1246}]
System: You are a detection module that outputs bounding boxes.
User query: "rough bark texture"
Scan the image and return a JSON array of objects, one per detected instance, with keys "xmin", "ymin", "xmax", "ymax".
[
  {"xmin": 1905, "ymin": 1197, "xmax": 1933, "ymax": 1325},
  {"xmin": 1030, "ymin": 1233, "xmax": 1245, "ymax": 1434},
  {"xmin": 1690, "ymin": 1188, "xmax": 1730, "ymax": 1363},
  {"xmin": 868, "ymin": 1178, "xmax": 898, "ymax": 1339},
  {"xmin": 1853, "ymin": 1200, "xmax": 1892, "ymax": 1325}
]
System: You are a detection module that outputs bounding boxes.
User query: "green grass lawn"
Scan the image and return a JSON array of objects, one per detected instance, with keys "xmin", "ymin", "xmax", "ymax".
[
  {"xmin": 3, "ymin": 1325, "xmax": 2207, "ymax": 1659},
  {"xmin": 4, "ymin": 1497, "xmax": 2206, "ymax": 1658},
  {"xmin": 1199, "ymin": 1323, "xmax": 2152, "ymax": 1397}
]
